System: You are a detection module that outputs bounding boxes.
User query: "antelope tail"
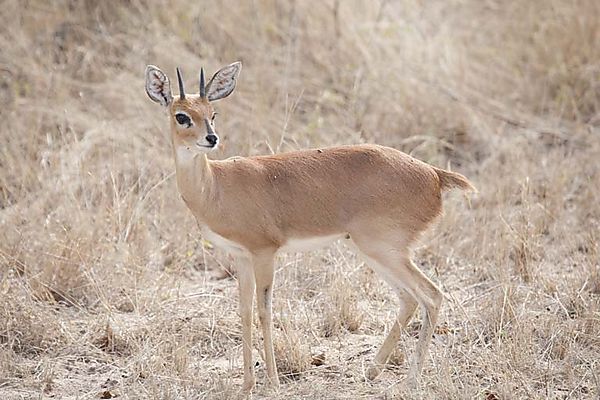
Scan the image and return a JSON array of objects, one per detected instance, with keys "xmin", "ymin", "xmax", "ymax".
[{"xmin": 434, "ymin": 168, "xmax": 477, "ymax": 192}]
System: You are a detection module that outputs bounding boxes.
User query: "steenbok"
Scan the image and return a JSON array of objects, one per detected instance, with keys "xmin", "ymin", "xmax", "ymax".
[{"xmin": 145, "ymin": 62, "xmax": 475, "ymax": 392}]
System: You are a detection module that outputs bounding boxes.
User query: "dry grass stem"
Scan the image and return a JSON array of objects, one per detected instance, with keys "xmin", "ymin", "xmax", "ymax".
[{"xmin": 1, "ymin": 0, "xmax": 599, "ymax": 398}]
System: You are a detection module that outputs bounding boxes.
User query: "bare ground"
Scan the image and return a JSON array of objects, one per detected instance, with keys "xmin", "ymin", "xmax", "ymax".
[{"xmin": 1, "ymin": 1, "xmax": 599, "ymax": 399}]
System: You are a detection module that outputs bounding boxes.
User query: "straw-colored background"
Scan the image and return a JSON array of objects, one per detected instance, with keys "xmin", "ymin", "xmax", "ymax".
[{"xmin": 1, "ymin": 1, "xmax": 598, "ymax": 398}]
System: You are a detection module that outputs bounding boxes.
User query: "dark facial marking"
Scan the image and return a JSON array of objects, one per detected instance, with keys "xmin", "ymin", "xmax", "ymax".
[
  {"xmin": 263, "ymin": 286, "xmax": 271, "ymax": 309},
  {"xmin": 204, "ymin": 118, "xmax": 215, "ymax": 135},
  {"xmin": 175, "ymin": 113, "xmax": 191, "ymax": 126},
  {"xmin": 205, "ymin": 134, "xmax": 218, "ymax": 146}
]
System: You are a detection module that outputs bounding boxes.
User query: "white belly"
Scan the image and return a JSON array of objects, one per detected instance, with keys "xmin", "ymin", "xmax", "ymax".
[
  {"xmin": 279, "ymin": 233, "xmax": 346, "ymax": 253},
  {"xmin": 202, "ymin": 227, "xmax": 345, "ymax": 257},
  {"xmin": 201, "ymin": 226, "xmax": 249, "ymax": 256}
]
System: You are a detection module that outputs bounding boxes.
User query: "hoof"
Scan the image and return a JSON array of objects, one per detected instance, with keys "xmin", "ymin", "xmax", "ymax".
[
  {"xmin": 236, "ymin": 388, "xmax": 252, "ymax": 400},
  {"xmin": 406, "ymin": 369, "xmax": 421, "ymax": 388},
  {"xmin": 240, "ymin": 378, "xmax": 255, "ymax": 396},
  {"xmin": 266, "ymin": 377, "xmax": 280, "ymax": 390},
  {"xmin": 366, "ymin": 365, "xmax": 382, "ymax": 381}
]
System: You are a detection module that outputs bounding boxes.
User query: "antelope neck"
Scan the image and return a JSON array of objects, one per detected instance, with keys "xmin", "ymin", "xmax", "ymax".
[{"xmin": 174, "ymin": 148, "xmax": 214, "ymax": 213}]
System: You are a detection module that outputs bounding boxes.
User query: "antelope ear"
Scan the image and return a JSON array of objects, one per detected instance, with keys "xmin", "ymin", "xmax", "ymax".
[
  {"xmin": 206, "ymin": 62, "xmax": 242, "ymax": 101},
  {"xmin": 145, "ymin": 65, "xmax": 173, "ymax": 107}
]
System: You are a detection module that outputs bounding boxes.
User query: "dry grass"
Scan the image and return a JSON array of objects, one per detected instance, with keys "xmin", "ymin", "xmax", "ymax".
[{"xmin": 1, "ymin": 0, "xmax": 599, "ymax": 399}]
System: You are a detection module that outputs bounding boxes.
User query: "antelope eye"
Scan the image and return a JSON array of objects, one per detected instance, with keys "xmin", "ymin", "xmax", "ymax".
[
  {"xmin": 211, "ymin": 112, "xmax": 218, "ymax": 121},
  {"xmin": 175, "ymin": 113, "xmax": 191, "ymax": 125}
]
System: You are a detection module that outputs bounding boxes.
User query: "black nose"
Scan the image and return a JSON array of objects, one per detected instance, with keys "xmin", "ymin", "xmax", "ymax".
[{"xmin": 206, "ymin": 134, "xmax": 218, "ymax": 146}]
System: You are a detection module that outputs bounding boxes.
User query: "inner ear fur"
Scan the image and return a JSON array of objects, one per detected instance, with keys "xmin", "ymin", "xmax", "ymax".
[
  {"xmin": 145, "ymin": 65, "xmax": 173, "ymax": 107},
  {"xmin": 206, "ymin": 62, "xmax": 242, "ymax": 102}
]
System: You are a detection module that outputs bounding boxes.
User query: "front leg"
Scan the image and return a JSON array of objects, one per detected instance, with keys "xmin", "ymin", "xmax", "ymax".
[
  {"xmin": 237, "ymin": 263, "xmax": 256, "ymax": 392},
  {"xmin": 253, "ymin": 250, "xmax": 279, "ymax": 388}
]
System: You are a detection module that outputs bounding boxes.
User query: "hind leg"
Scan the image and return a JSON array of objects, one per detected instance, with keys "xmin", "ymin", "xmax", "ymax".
[
  {"xmin": 366, "ymin": 287, "xmax": 418, "ymax": 380},
  {"xmin": 404, "ymin": 258, "xmax": 443, "ymax": 380},
  {"xmin": 353, "ymin": 236, "xmax": 443, "ymax": 382}
]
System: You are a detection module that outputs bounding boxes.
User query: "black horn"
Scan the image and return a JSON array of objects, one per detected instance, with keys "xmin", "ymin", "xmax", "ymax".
[
  {"xmin": 176, "ymin": 67, "xmax": 185, "ymax": 99},
  {"xmin": 199, "ymin": 67, "xmax": 206, "ymax": 99}
]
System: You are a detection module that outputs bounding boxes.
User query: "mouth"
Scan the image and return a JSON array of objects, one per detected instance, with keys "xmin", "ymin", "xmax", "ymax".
[{"xmin": 196, "ymin": 142, "xmax": 217, "ymax": 149}]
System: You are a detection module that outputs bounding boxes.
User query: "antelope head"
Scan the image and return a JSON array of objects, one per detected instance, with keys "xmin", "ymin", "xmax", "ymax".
[{"xmin": 145, "ymin": 62, "xmax": 242, "ymax": 153}]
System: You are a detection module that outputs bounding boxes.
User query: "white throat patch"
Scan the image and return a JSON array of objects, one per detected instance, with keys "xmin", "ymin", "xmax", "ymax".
[{"xmin": 176, "ymin": 146, "xmax": 198, "ymax": 164}]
